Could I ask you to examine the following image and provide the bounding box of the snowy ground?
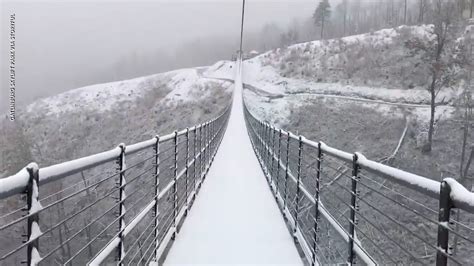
[164,64,302,265]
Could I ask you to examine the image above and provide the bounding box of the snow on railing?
[244,102,474,266]
[0,106,230,265]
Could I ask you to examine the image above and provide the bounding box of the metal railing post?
[269,126,276,188]
[258,121,263,157]
[203,123,208,172]
[206,122,210,172]
[199,124,203,184]
[283,135,291,212]
[210,122,213,153]
[214,120,217,153]
[215,120,218,150]
[208,121,211,163]
[212,121,215,156]
[193,127,197,196]
[202,123,206,173]
[264,123,269,165]
[261,123,267,172]
[253,120,257,149]
[261,122,266,160]
[185,128,189,214]
[153,135,160,261]
[211,121,215,155]
[211,121,214,158]
[276,129,282,200]
[254,121,259,152]
[266,124,271,178]
[26,163,40,265]
[172,131,178,238]
[312,142,323,266]
[213,120,217,156]
[211,121,216,156]
[348,153,360,265]
[263,124,269,173]
[436,180,453,266]
[258,122,263,156]
[207,122,210,167]
[293,136,303,237]
[116,143,126,262]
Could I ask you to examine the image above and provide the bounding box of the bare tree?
[425,0,457,152]
[471,0,473,18]
[459,92,473,182]
[406,0,460,152]
[454,49,473,252]
[460,21,474,182]
[419,0,426,23]
[342,0,348,36]
[334,0,348,37]
[404,0,408,24]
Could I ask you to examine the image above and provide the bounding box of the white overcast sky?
[0,0,319,112]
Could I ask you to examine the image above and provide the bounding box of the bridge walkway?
[164,68,302,265]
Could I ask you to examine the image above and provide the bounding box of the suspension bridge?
[0,60,474,266]
[2,3,474,264]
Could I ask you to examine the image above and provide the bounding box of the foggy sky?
[0,0,316,113]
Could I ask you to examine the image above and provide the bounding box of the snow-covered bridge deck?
[164,70,302,265]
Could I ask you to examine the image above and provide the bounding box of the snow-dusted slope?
[25,67,233,116]
[256,25,438,90]
[2,65,234,172]
[163,67,234,104]
[26,75,152,115]
[248,25,461,105]
[206,25,462,125]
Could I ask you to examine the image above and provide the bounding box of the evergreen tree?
[313,0,331,39]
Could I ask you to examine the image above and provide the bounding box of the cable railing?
[244,102,474,266]
[0,105,230,265]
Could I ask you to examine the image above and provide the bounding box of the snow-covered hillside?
[256,25,442,91]
[26,67,233,116]
[206,25,466,126]
[1,65,234,175]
